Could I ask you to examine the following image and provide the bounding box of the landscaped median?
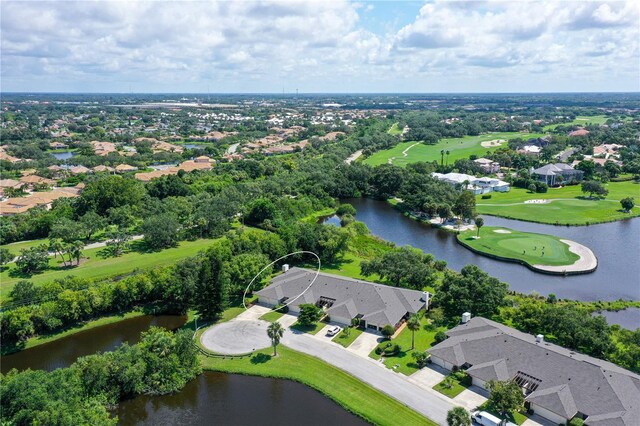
[199,346,436,426]
[456,226,597,275]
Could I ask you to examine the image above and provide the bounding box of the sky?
[1,0,639,93]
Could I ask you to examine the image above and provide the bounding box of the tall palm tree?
[406,313,421,350]
[446,150,451,166]
[440,149,445,166]
[267,321,284,356]
[446,406,471,426]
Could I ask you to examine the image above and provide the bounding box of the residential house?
[69,165,92,175]
[431,172,510,195]
[256,267,428,331]
[531,163,583,186]
[568,128,590,137]
[93,165,115,173]
[115,164,138,173]
[428,316,640,426]
[474,158,500,174]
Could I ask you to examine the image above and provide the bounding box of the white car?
[326,325,342,336]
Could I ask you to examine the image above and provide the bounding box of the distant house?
[115,164,138,173]
[568,128,590,137]
[49,141,68,149]
[93,165,115,173]
[474,158,500,174]
[428,316,640,426]
[531,163,583,186]
[69,165,92,175]
[256,267,428,331]
[431,172,510,195]
[518,145,541,156]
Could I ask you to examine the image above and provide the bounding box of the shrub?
[481,194,492,199]
[383,343,400,356]
[381,324,395,339]
[434,331,447,343]
[273,303,289,314]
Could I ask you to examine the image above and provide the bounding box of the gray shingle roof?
[256,267,425,327]
[427,317,640,425]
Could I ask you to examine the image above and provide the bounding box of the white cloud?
[0,0,638,92]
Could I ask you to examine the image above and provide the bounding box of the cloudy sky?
[2,0,639,93]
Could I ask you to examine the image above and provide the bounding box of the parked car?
[470,411,501,426]
[326,325,341,336]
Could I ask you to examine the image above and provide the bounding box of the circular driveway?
[200,320,272,354]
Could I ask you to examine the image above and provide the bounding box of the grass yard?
[433,374,471,398]
[363,132,546,167]
[200,346,435,426]
[543,115,608,131]
[387,122,403,135]
[260,310,285,322]
[332,327,364,348]
[290,321,327,335]
[457,227,580,267]
[476,181,640,225]
[0,238,49,255]
[369,317,446,375]
[0,238,218,298]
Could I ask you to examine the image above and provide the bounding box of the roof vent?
[536,334,544,343]
[461,312,471,323]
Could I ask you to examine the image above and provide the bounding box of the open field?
[370,317,445,375]
[0,238,217,297]
[457,227,579,267]
[363,132,546,167]
[387,122,403,135]
[543,115,609,131]
[476,181,640,225]
[200,346,435,426]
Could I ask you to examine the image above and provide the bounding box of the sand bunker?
[493,229,512,234]
[481,139,506,148]
[524,199,550,204]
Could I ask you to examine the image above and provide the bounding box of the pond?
[51,151,75,160]
[115,372,369,426]
[184,144,205,150]
[335,198,640,302]
[0,315,187,373]
[596,308,640,330]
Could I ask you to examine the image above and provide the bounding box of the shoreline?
[476,211,640,227]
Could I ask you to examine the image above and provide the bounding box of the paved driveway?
[408,364,446,389]
[347,331,382,357]
[277,313,298,328]
[453,386,488,411]
[200,320,271,354]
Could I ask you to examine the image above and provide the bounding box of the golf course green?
[456,227,591,274]
[363,132,546,167]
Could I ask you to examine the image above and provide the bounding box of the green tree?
[581,180,608,199]
[194,241,232,320]
[9,280,38,303]
[142,214,180,250]
[620,197,635,212]
[438,204,452,223]
[105,227,132,257]
[381,324,395,340]
[527,183,537,193]
[79,211,107,241]
[15,244,49,274]
[80,175,145,215]
[0,247,14,266]
[49,217,86,244]
[267,321,285,356]
[576,160,596,180]
[297,304,322,327]
[407,313,421,350]
[453,191,476,222]
[436,265,508,320]
[487,380,524,418]
[360,246,436,290]
[246,198,278,226]
[474,216,484,237]
[336,203,357,216]
[446,407,471,426]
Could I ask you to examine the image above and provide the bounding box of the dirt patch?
[480,139,505,148]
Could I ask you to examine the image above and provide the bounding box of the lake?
[335,198,640,301]
[0,315,187,373]
[115,372,368,426]
[597,308,640,330]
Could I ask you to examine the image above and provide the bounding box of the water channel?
[333,198,640,302]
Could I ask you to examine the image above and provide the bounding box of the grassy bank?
[543,115,608,131]
[457,227,580,267]
[387,122,403,135]
[0,237,218,297]
[200,346,435,426]
[476,181,640,225]
[363,132,546,167]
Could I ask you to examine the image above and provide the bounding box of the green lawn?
[0,238,218,298]
[387,122,403,135]
[363,132,546,167]
[370,317,445,375]
[433,374,471,398]
[200,346,435,426]
[332,327,364,348]
[477,181,640,225]
[290,321,327,335]
[0,238,49,255]
[458,227,580,267]
[544,115,608,131]
[260,310,285,322]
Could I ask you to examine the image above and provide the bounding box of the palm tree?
[440,149,445,166]
[267,321,284,356]
[475,217,484,238]
[446,150,451,166]
[446,406,471,426]
[407,314,421,350]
